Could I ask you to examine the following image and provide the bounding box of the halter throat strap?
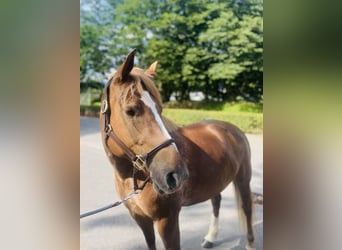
[100,77,175,172]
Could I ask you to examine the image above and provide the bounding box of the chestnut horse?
[100,49,254,249]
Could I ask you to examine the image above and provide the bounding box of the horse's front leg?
[156,212,181,250]
[128,209,156,250]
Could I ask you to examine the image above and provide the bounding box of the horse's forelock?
[129,68,163,110]
[116,67,179,132]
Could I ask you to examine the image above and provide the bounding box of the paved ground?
[80,116,263,250]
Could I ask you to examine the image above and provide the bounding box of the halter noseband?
[100,77,175,173]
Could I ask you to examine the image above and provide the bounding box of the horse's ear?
[146,61,158,77]
[117,48,136,81]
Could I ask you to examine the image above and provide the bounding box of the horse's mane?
[116,67,179,133]
[162,116,179,133]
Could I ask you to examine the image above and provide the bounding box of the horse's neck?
[161,116,179,134]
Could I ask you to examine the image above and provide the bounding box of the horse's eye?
[125,107,138,117]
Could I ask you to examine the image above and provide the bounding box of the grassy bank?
[81,101,263,134]
[164,102,263,134]
[164,101,262,113]
[163,108,262,134]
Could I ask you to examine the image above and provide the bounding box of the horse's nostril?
[166,172,178,190]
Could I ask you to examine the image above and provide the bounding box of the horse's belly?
[180,156,238,206]
[181,175,233,206]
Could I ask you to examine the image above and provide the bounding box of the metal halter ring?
[101,100,108,113]
[132,155,147,171]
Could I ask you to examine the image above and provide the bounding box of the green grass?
[80,102,263,134]
[164,101,263,113]
[163,108,263,134]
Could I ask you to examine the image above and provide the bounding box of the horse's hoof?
[201,239,214,248]
[245,244,256,250]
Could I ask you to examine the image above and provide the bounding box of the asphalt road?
[80,116,263,250]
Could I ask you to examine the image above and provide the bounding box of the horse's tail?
[232,149,254,233]
[233,181,249,231]
[231,131,256,247]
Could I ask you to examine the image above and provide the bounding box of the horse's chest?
[126,188,160,218]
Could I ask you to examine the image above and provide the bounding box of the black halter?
[100,77,175,173]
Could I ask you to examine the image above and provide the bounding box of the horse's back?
[177,120,250,206]
[180,119,249,161]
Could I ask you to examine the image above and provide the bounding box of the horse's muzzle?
[151,165,188,195]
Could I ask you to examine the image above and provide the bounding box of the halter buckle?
[101,100,108,113]
[104,124,113,134]
[132,155,147,171]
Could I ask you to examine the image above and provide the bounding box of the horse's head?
[103,49,188,195]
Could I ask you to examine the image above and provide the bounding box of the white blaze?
[140,91,177,150]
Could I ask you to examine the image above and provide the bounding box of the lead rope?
[80,175,150,219]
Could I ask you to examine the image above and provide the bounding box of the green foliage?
[80,0,263,103]
[80,87,102,105]
[199,1,263,101]
[80,24,111,83]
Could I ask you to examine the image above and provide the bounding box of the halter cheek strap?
[100,77,175,173]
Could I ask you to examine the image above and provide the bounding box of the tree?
[145,0,217,101]
[80,0,263,102]
[199,1,263,101]
[80,24,112,83]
